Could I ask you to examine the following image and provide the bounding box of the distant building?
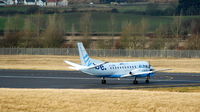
[47,0,68,7]
[24,0,46,6]
[24,0,36,5]
[46,0,56,6]
[0,0,7,6]
[6,0,14,5]
[100,0,127,4]
[57,0,68,6]
[4,0,46,6]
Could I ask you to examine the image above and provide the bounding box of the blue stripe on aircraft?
[96,73,155,78]
[87,61,92,66]
[83,54,88,59]
[85,57,90,63]
[96,75,122,78]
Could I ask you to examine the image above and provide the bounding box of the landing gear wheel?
[133,80,138,84]
[146,75,150,83]
[101,78,106,84]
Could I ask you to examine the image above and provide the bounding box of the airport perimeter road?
[0,69,200,89]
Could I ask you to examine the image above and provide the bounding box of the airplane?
[64,42,171,84]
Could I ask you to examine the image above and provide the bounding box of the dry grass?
[0,88,200,112]
[0,55,200,73]
[141,86,200,92]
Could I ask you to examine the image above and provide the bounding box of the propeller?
[148,61,154,71]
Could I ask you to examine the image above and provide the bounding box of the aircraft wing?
[120,71,153,78]
[153,68,172,72]
[121,68,172,78]
[133,68,172,76]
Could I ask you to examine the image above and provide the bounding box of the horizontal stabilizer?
[86,62,109,69]
[64,61,108,70]
[64,61,87,70]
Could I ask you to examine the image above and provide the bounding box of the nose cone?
[150,65,154,71]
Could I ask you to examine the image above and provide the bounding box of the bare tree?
[34,13,46,37]
[171,14,182,38]
[79,13,92,48]
[140,18,149,38]
[20,16,33,47]
[121,21,138,49]
[187,34,200,50]
[42,14,65,48]
[109,14,116,48]
[150,24,166,49]
[3,15,22,47]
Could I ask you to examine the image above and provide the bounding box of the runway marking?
[0,75,200,82]
[0,76,100,80]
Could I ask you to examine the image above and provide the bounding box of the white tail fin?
[77,42,103,66]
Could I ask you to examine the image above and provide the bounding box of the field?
[0,12,199,33]
[0,55,200,73]
[143,86,200,92]
[0,88,200,112]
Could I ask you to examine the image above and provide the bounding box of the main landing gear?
[101,77,106,84]
[133,76,150,84]
[133,77,138,84]
[145,76,150,83]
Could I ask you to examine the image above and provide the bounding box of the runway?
[0,69,200,89]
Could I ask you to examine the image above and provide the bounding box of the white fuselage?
[81,61,153,78]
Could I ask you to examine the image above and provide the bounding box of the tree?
[121,21,137,49]
[19,16,34,47]
[140,18,149,38]
[176,0,200,15]
[187,34,200,50]
[171,15,182,38]
[42,14,65,48]
[150,24,166,49]
[19,15,42,48]
[109,14,116,48]
[3,15,22,47]
[79,13,92,48]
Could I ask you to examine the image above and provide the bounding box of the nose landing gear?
[101,77,106,84]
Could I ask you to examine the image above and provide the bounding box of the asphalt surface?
[0,69,200,89]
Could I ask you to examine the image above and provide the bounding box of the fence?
[0,48,200,58]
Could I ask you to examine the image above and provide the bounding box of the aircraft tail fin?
[77,42,103,66]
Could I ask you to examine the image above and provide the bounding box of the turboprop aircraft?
[65,42,171,84]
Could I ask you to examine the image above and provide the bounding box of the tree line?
[0,13,199,50]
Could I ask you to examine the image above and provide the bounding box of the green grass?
[52,12,200,33]
[0,12,199,33]
[116,3,173,13]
